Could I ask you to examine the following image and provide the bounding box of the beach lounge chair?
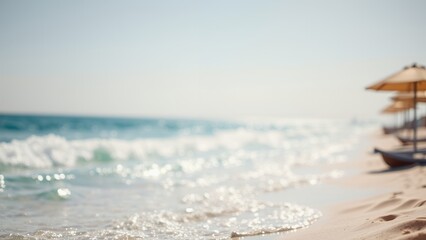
[395,135,426,145]
[383,126,400,135]
[374,148,426,167]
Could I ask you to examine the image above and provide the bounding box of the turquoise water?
[0,114,375,239]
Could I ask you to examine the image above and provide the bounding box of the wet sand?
[282,130,426,240]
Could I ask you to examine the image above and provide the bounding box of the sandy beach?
[282,131,426,240]
[2,1,426,238]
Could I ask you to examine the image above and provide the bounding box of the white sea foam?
[0,122,362,171]
[0,126,352,169]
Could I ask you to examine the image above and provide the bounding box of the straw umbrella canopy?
[366,63,426,151]
[392,91,426,102]
[381,101,413,114]
[382,101,413,129]
[367,64,426,91]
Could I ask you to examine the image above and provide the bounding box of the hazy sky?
[1,0,426,119]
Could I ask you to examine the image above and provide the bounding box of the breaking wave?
[0,126,351,169]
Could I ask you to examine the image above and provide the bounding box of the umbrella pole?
[414,82,418,152]
[404,110,407,136]
[408,109,411,137]
[408,110,411,137]
[395,112,397,128]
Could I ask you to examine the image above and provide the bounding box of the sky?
[1,0,426,119]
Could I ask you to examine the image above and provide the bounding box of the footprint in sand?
[397,219,426,237]
[415,200,426,207]
[375,214,399,222]
[393,199,422,211]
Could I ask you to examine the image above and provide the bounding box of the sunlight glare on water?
[0,115,376,239]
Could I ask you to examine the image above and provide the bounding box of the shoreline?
[280,130,426,240]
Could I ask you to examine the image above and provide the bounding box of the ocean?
[0,114,375,239]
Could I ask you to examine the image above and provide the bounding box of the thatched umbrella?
[381,101,413,114]
[392,91,426,102]
[366,63,426,151]
[382,101,413,131]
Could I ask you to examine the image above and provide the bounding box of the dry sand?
[282,131,426,240]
